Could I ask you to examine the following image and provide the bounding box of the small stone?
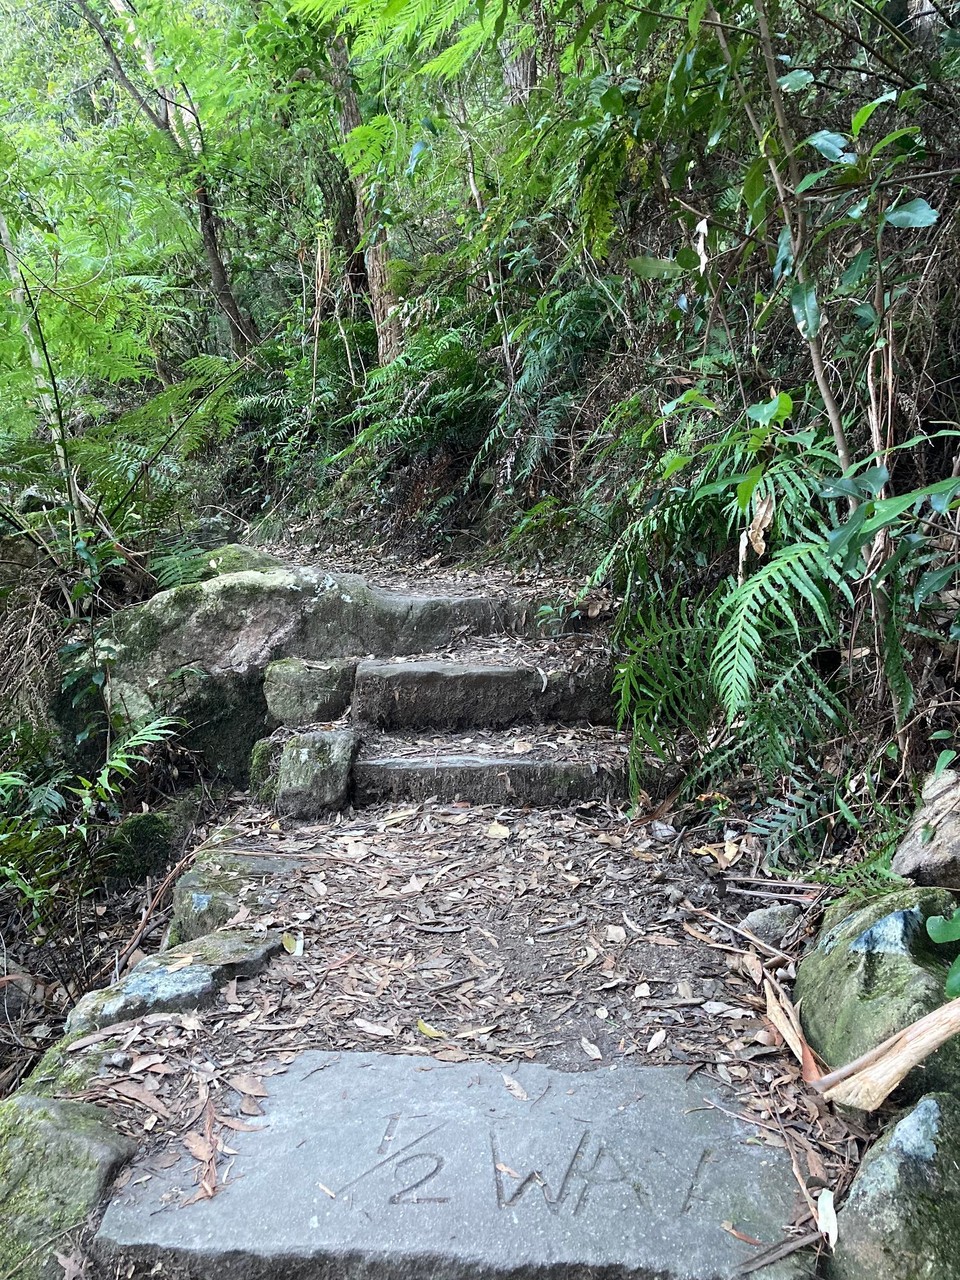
[741,903,801,946]
[0,1093,135,1280]
[892,769,960,888]
[830,1093,960,1280]
[65,928,281,1035]
[276,729,357,816]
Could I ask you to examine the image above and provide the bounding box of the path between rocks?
[14,553,863,1280]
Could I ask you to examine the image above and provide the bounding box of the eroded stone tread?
[94,1051,805,1280]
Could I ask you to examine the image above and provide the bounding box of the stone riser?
[265,657,614,732]
[352,660,614,730]
[270,731,627,816]
[352,755,625,808]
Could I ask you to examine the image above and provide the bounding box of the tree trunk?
[78,0,257,359]
[330,37,401,364]
[196,182,258,356]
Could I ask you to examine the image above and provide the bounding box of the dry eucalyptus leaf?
[580,1036,602,1061]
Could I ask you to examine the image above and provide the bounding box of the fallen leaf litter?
[59,792,869,1273]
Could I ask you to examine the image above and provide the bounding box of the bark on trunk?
[330,37,401,364]
[196,183,258,356]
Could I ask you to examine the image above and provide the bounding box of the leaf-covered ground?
[58,795,871,1276]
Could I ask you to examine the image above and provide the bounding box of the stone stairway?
[10,555,808,1280]
[249,588,627,816]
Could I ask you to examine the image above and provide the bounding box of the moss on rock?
[250,736,281,804]
[198,544,285,578]
[796,887,960,1096]
[0,1093,135,1279]
[101,812,174,880]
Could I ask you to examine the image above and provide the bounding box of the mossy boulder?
[264,656,357,726]
[795,887,960,1096]
[276,729,357,816]
[100,811,174,880]
[0,1092,135,1280]
[829,1093,960,1280]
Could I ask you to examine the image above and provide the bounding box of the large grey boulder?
[66,928,281,1035]
[794,887,960,1095]
[892,769,960,888]
[829,1093,960,1280]
[0,1092,135,1280]
[105,562,535,780]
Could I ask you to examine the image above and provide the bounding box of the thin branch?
[72,0,170,133]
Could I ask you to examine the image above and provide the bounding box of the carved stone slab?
[95,1051,807,1279]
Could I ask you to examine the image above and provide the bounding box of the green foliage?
[926,910,960,999]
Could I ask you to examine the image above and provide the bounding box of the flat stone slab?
[352,660,614,731]
[66,928,282,1035]
[354,754,626,806]
[95,1051,803,1280]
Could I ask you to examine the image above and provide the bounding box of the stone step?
[351,657,613,730]
[353,727,628,807]
[93,1050,803,1280]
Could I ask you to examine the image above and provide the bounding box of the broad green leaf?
[779,69,813,92]
[914,565,955,609]
[884,198,939,228]
[927,909,960,945]
[736,464,764,512]
[841,249,874,289]
[851,91,895,138]
[934,749,958,781]
[947,956,960,999]
[688,0,708,34]
[747,392,793,425]
[795,168,832,194]
[628,256,686,279]
[790,281,821,340]
[806,130,854,163]
[599,83,625,114]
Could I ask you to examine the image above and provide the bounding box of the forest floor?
[68,790,871,1276]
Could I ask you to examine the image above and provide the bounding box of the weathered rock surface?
[741,903,802,946]
[352,658,614,729]
[892,769,960,888]
[1,1092,135,1280]
[94,1050,805,1280]
[265,656,357,726]
[354,750,626,807]
[794,887,960,1095]
[170,829,297,943]
[199,544,286,578]
[829,1093,960,1280]
[105,562,536,779]
[276,729,357,815]
[66,928,281,1035]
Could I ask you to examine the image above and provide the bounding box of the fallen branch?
[811,996,960,1111]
